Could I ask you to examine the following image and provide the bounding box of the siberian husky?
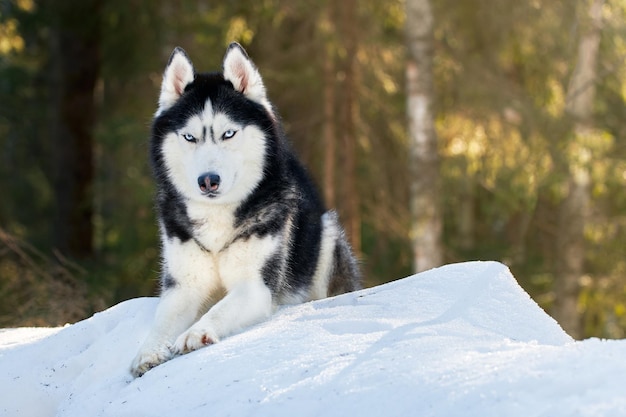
[131,43,361,377]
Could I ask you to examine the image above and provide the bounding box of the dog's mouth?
[202,191,220,199]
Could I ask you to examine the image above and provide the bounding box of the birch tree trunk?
[406,0,443,273]
[554,0,604,339]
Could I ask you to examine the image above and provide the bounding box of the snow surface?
[2,261,626,417]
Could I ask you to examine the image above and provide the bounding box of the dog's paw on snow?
[174,326,219,354]
[130,344,173,378]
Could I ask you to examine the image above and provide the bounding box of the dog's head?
[151,43,276,205]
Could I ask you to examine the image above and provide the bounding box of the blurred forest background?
[1,0,625,339]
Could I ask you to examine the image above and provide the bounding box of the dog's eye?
[182,133,196,142]
[222,129,237,140]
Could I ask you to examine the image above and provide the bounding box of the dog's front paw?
[173,325,219,355]
[130,344,173,377]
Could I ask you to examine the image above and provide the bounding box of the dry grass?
[0,228,103,327]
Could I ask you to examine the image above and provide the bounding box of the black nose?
[198,173,221,193]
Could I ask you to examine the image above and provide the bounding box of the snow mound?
[2,261,626,417]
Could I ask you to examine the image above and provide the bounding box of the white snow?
[2,261,626,416]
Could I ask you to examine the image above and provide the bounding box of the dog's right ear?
[156,47,195,116]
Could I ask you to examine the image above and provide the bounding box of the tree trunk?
[554,0,603,339]
[458,173,475,252]
[322,10,336,209]
[338,0,361,254]
[406,0,443,273]
[49,0,101,259]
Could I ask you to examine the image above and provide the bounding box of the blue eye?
[182,133,196,142]
[222,129,237,140]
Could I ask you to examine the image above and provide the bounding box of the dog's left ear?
[223,43,270,109]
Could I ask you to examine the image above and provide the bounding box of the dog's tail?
[324,211,363,296]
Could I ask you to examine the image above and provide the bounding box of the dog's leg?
[130,287,203,377]
[173,278,272,353]
[131,238,217,377]
[173,234,277,354]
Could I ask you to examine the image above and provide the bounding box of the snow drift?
[2,261,626,417]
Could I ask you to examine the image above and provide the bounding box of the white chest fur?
[161,198,280,294]
[185,199,237,253]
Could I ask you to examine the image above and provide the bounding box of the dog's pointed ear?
[157,47,195,115]
[223,43,268,107]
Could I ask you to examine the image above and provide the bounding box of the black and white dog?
[131,43,361,377]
